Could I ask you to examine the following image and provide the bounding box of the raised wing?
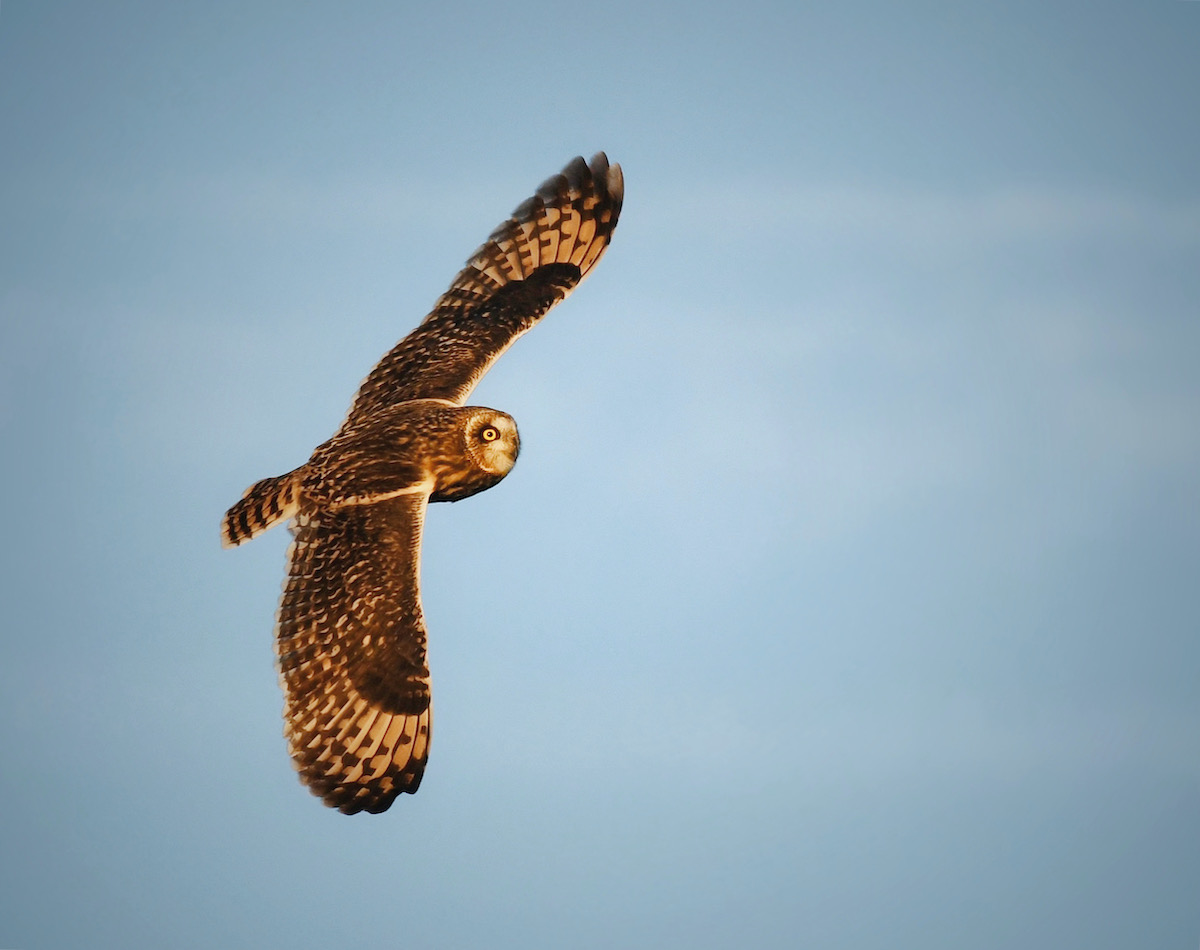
[344,152,623,424]
[276,493,433,814]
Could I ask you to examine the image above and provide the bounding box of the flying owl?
[222,153,623,814]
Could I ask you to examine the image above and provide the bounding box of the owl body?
[223,153,622,814]
[302,402,520,509]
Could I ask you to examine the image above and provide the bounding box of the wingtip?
[539,152,623,208]
[561,154,591,192]
[607,161,624,207]
[586,151,623,208]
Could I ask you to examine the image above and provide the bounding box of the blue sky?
[2,3,1198,948]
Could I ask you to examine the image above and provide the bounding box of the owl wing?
[276,492,433,815]
[344,152,623,423]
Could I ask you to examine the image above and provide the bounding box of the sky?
[1,2,1198,947]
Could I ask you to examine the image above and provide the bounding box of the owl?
[222,153,623,814]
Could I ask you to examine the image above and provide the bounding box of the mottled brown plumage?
[222,153,623,813]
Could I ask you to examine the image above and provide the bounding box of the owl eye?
[480,426,500,443]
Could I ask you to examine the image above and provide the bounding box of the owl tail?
[222,471,301,548]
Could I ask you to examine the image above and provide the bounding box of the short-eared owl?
[223,154,623,814]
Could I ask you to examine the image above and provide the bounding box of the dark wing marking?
[344,152,623,422]
[276,493,433,815]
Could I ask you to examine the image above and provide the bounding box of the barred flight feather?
[221,472,301,548]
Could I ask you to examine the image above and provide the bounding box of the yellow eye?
[480,426,500,443]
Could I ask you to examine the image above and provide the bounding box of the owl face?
[465,409,520,476]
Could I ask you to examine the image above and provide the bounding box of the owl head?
[428,407,520,503]
[464,408,520,476]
